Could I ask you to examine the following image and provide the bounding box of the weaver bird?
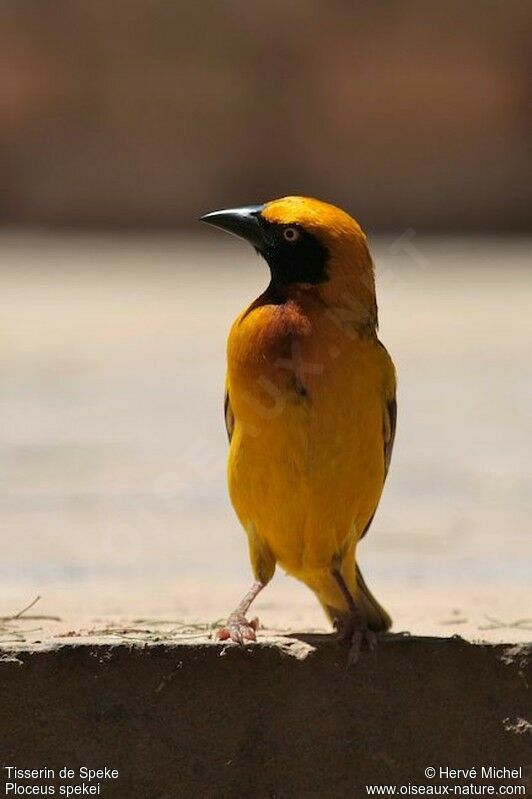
[200,196,396,660]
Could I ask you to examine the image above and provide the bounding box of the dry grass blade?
[0,596,61,624]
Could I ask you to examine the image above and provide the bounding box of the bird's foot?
[335,614,378,665]
[216,613,259,644]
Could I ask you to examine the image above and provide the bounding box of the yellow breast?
[226,291,394,577]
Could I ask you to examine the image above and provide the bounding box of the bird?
[200,196,396,661]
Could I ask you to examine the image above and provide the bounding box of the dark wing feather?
[360,392,397,540]
[224,388,235,443]
[384,395,397,477]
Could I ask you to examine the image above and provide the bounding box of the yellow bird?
[200,196,396,660]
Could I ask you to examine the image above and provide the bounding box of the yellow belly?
[226,301,390,580]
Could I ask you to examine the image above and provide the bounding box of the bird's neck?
[266,274,378,338]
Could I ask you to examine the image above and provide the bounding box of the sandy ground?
[0,231,530,646]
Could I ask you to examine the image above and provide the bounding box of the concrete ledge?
[1,634,530,798]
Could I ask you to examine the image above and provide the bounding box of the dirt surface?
[0,634,530,799]
[0,585,531,655]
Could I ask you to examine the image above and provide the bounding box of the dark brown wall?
[1,637,531,798]
[1,1,530,231]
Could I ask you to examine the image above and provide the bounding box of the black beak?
[199,205,265,251]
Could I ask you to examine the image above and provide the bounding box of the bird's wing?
[224,386,235,443]
[359,347,397,540]
[383,394,397,479]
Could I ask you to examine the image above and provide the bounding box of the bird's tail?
[320,563,392,633]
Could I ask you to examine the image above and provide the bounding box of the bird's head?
[200,196,378,330]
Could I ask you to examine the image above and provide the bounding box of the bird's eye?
[283,227,300,243]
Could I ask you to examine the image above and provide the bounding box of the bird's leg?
[216,580,265,644]
[331,568,377,664]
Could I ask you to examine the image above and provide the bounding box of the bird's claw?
[335,615,378,664]
[216,613,259,644]
[346,627,377,665]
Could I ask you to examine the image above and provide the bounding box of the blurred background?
[1,1,531,230]
[0,1,530,638]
